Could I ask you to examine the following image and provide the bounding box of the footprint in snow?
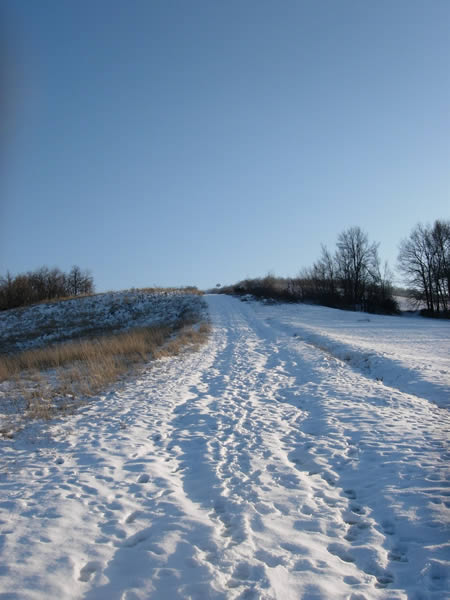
[344,488,357,500]
[125,510,142,524]
[381,519,395,535]
[228,562,268,588]
[122,528,151,548]
[300,503,315,516]
[350,503,366,515]
[250,513,265,532]
[388,545,408,563]
[328,542,355,563]
[343,575,361,586]
[254,549,286,568]
[421,559,448,591]
[254,501,273,515]
[375,572,394,588]
[344,513,370,537]
[344,525,359,542]
[78,561,102,582]
[137,473,149,484]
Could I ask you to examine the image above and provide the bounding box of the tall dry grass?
[0,320,210,425]
[0,325,170,382]
[138,286,203,295]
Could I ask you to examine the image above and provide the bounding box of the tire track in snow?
[272,317,449,410]
[250,297,449,598]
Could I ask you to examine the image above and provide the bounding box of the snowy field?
[0,295,449,599]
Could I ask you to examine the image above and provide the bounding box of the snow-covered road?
[1,295,449,599]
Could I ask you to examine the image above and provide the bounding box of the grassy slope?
[0,289,209,433]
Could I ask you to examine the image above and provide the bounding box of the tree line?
[398,220,449,315]
[0,265,94,311]
[217,220,449,317]
[218,226,397,314]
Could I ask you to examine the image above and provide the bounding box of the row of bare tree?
[0,265,94,310]
[398,220,450,315]
[218,226,398,314]
[299,226,396,313]
[218,220,450,317]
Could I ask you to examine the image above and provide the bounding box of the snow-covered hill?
[0,289,205,354]
[0,295,448,599]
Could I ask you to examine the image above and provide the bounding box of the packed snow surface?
[0,295,449,599]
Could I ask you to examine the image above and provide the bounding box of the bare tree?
[0,266,95,310]
[431,220,450,312]
[79,269,94,295]
[29,267,50,301]
[399,220,450,314]
[67,265,83,296]
[45,268,66,299]
[310,245,338,305]
[335,227,379,309]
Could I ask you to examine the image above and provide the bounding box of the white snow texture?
[0,295,449,599]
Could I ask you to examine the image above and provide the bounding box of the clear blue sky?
[2,0,449,291]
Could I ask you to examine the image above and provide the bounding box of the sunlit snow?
[0,295,448,599]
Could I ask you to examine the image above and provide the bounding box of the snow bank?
[0,290,206,354]
[249,299,450,409]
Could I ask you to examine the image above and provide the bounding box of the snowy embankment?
[257,299,450,410]
[0,289,203,354]
[0,295,449,599]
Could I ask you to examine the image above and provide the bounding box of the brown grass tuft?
[0,325,172,383]
[154,321,211,359]
[1,319,211,425]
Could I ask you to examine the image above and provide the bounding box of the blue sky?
[2,1,449,291]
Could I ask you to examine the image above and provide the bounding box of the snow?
[0,294,449,599]
[394,295,426,313]
[0,290,204,354]
[257,299,450,409]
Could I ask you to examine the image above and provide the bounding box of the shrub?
[0,265,94,311]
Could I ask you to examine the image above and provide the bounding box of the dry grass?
[1,288,204,356]
[0,325,170,382]
[34,292,97,306]
[0,319,210,427]
[137,286,203,295]
[154,321,211,358]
